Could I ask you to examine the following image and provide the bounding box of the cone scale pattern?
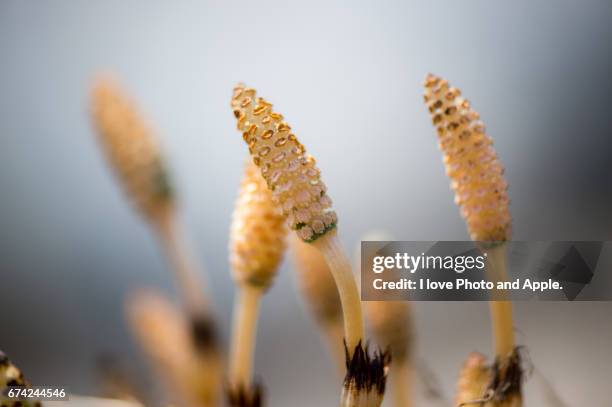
[231,84,337,243]
[424,74,510,242]
[230,162,287,288]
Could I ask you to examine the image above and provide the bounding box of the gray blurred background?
[1,0,611,405]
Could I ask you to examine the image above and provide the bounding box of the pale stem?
[391,360,412,407]
[314,232,365,357]
[483,243,515,359]
[323,320,348,372]
[229,284,263,389]
[154,210,208,317]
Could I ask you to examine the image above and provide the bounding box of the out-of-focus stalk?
[227,162,287,406]
[360,232,414,407]
[91,78,221,404]
[365,301,413,407]
[96,355,145,404]
[290,235,345,369]
[455,353,491,406]
[90,77,210,317]
[125,290,221,407]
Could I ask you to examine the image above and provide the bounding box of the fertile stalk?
[91,78,221,404]
[313,232,365,354]
[153,210,208,318]
[290,235,345,369]
[360,232,414,407]
[455,350,522,407]
[424,74,522,405]
[365,300,413,407]
[484,244,515,358]
[96,355,146,403]
[231,84,389,406]
[228,162,287,404]
[91,78,211,316]
[126,290,221,407]
[455,353,490,406]
[229,285,263,390]
[391,362,412,407]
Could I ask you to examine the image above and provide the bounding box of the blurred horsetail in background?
[91,78,222,405]
[227,162,287,405]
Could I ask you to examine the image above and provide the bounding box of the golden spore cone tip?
[230,162,287,288]
[231,84,337,243]
[424,74,510,242]
[91,78,173,220]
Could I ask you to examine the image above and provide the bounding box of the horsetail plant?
[365,301,413,407]
[91,78,221,404]
[231,84,390,407]
[290,234,345,369]
[455,353,490,406]
[91,78,210,318]
[360,232,414,407]
[126,290,221,407]
[227,161,288,406]
[424,74,522,406]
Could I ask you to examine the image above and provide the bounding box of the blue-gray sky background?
[0,1,611,405]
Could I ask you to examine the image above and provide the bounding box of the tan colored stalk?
[424,74,522,405]
[391,362,412,407]
[456,353,524,406]
[290,235,345,368]
[153,210,208,317]
[91,78,220,404]
[360,232,414,407]
[96,355,145,403]
[126,290,221,407]
[455,353,491,406]
[228,162,287,403]
[484,245,514,358]
[231,84,388,406]
[229,285,263,390]
[365,300,413,407]
[313,232,365,354]
[91,78,210,317]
